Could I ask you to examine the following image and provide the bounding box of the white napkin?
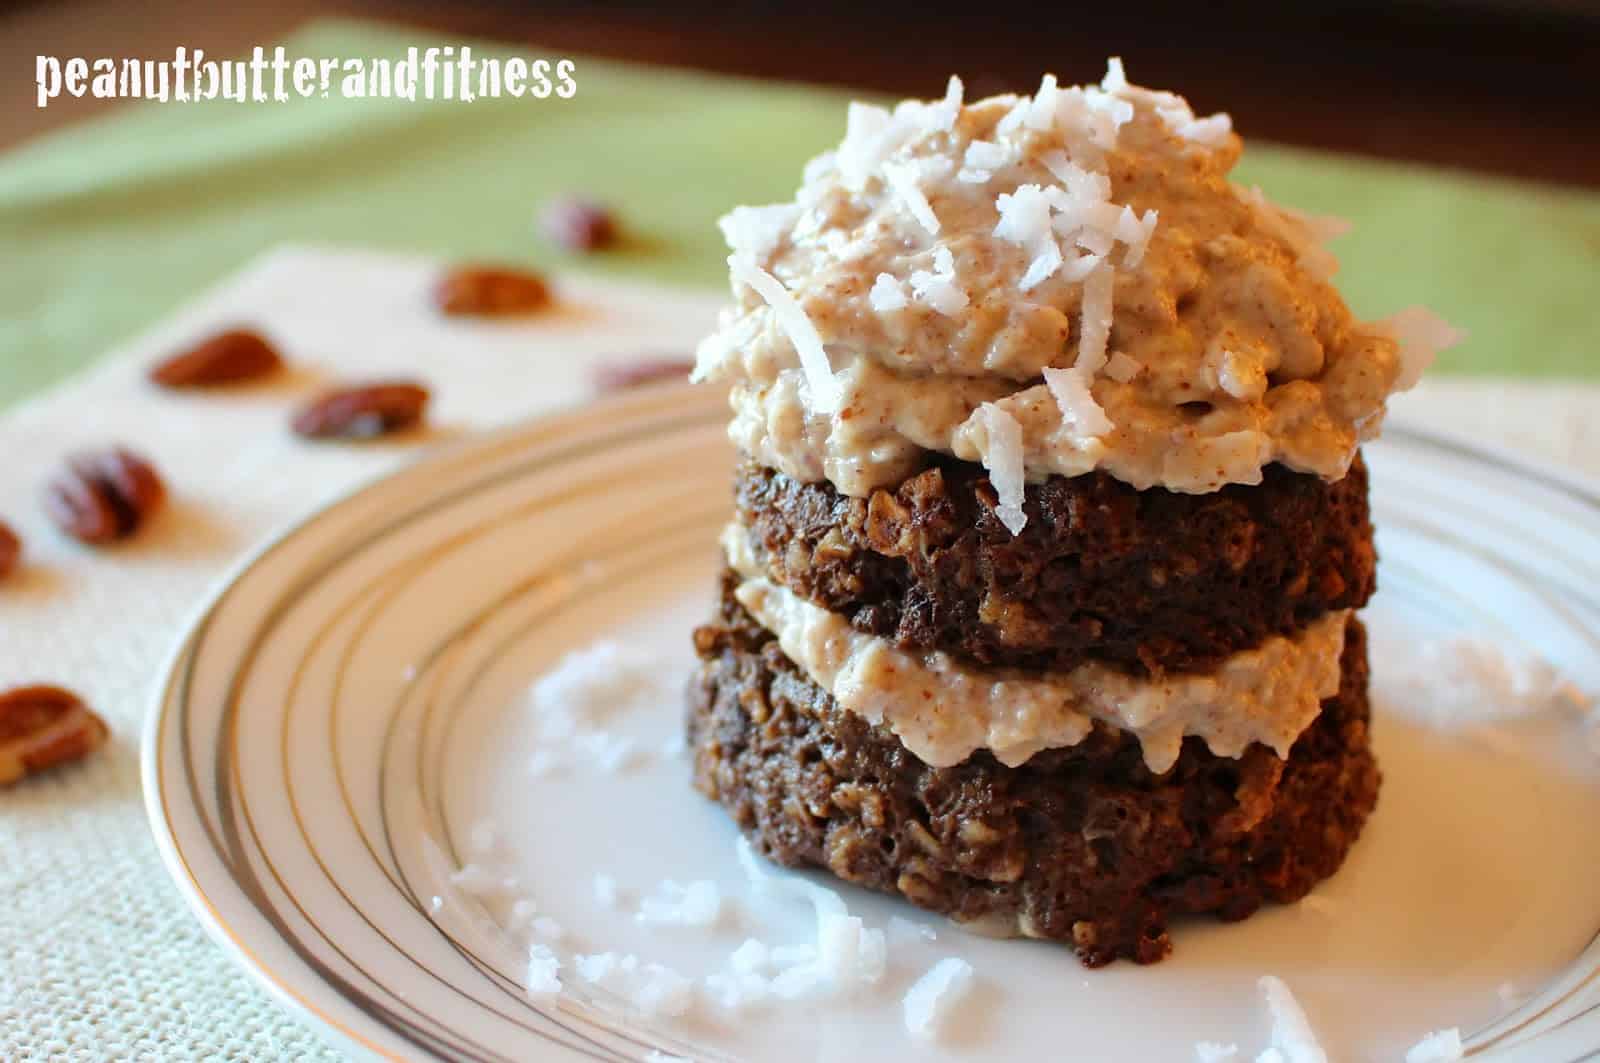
[0,244,1593,1060]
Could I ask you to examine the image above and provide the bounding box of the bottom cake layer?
[687,582,1380,967]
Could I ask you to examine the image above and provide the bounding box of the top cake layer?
[693,61,1461,528]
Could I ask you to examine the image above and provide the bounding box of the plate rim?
[140,385,1600,1062]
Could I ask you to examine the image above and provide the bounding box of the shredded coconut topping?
[727,255,841,413]
[1379,306,1469,390]
[969,403,1027,533]
[869,272,909,311]
[718,203,802,264]
[696,60,1462,497]
[883,160,942,236]
[908,245,969,315]
[1045,366,1114,437]
[1076,262,1115,373]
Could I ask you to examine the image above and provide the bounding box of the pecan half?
[433,265,552,316]
[43,447,167,544]
[292,381,430,439]
[592,357,694,394]
[0,685,109,787]
[540,198,619,252]
[149,328,284,388]
[0,521,19,582]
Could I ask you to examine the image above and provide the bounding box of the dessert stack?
[687,62,1457,964]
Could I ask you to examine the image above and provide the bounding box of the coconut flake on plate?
[1257,975,1328,1063]
[529,641,663,725]
[525,943,562,999]
[574,952,695,1018]
[731,837,889,1000]
[730,939,771,973]
[571,731,638,773]
[728,255,841,413]
[703,971,772,1013]
[1405,1028,1464,1062]
[636,879,723,928]
[1375,634,1593,731]
[1044,366,1114,438]
[1196,1043,1239,1063]
[530,916,564,942]
[887,915,939,946]
[869,272,909,312]
[902,957,976,1040]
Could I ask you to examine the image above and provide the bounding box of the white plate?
[143,383,1600,1062]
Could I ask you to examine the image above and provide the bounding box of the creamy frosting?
[723,524,1347,772]
[693,62,1461,507]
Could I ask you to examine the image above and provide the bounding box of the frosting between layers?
[722,523,1347,772]
[693,64,1461,506]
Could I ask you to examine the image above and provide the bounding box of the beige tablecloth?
[1,246,1595,1060]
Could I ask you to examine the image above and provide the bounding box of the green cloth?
[3,18,1596,407]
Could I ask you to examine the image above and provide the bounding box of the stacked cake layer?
[690,461,1379,965]
[686,62,1456,965]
